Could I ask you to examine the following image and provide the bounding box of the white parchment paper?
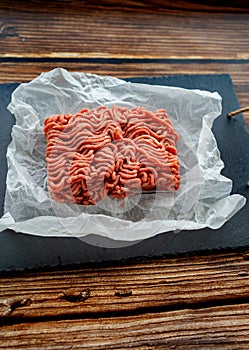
[0,68,246,245]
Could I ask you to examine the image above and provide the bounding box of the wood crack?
[1,294,249,327]
[1,57,249,63]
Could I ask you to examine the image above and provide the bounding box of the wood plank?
[1,303,249,349]
[0,1,249,59]
[0,60,248,127]
[1,0,249,14]
[1,251,249,320]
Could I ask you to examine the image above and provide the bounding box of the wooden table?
[0,1,249,348]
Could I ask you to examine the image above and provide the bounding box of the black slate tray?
[0,74,249,272]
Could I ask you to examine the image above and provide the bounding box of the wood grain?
[1,251,249,320]
[0,1,249,59]
[1,303,249,349]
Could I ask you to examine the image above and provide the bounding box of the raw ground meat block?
[44,105,180,205]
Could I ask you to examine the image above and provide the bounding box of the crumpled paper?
[0,68,246,246]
